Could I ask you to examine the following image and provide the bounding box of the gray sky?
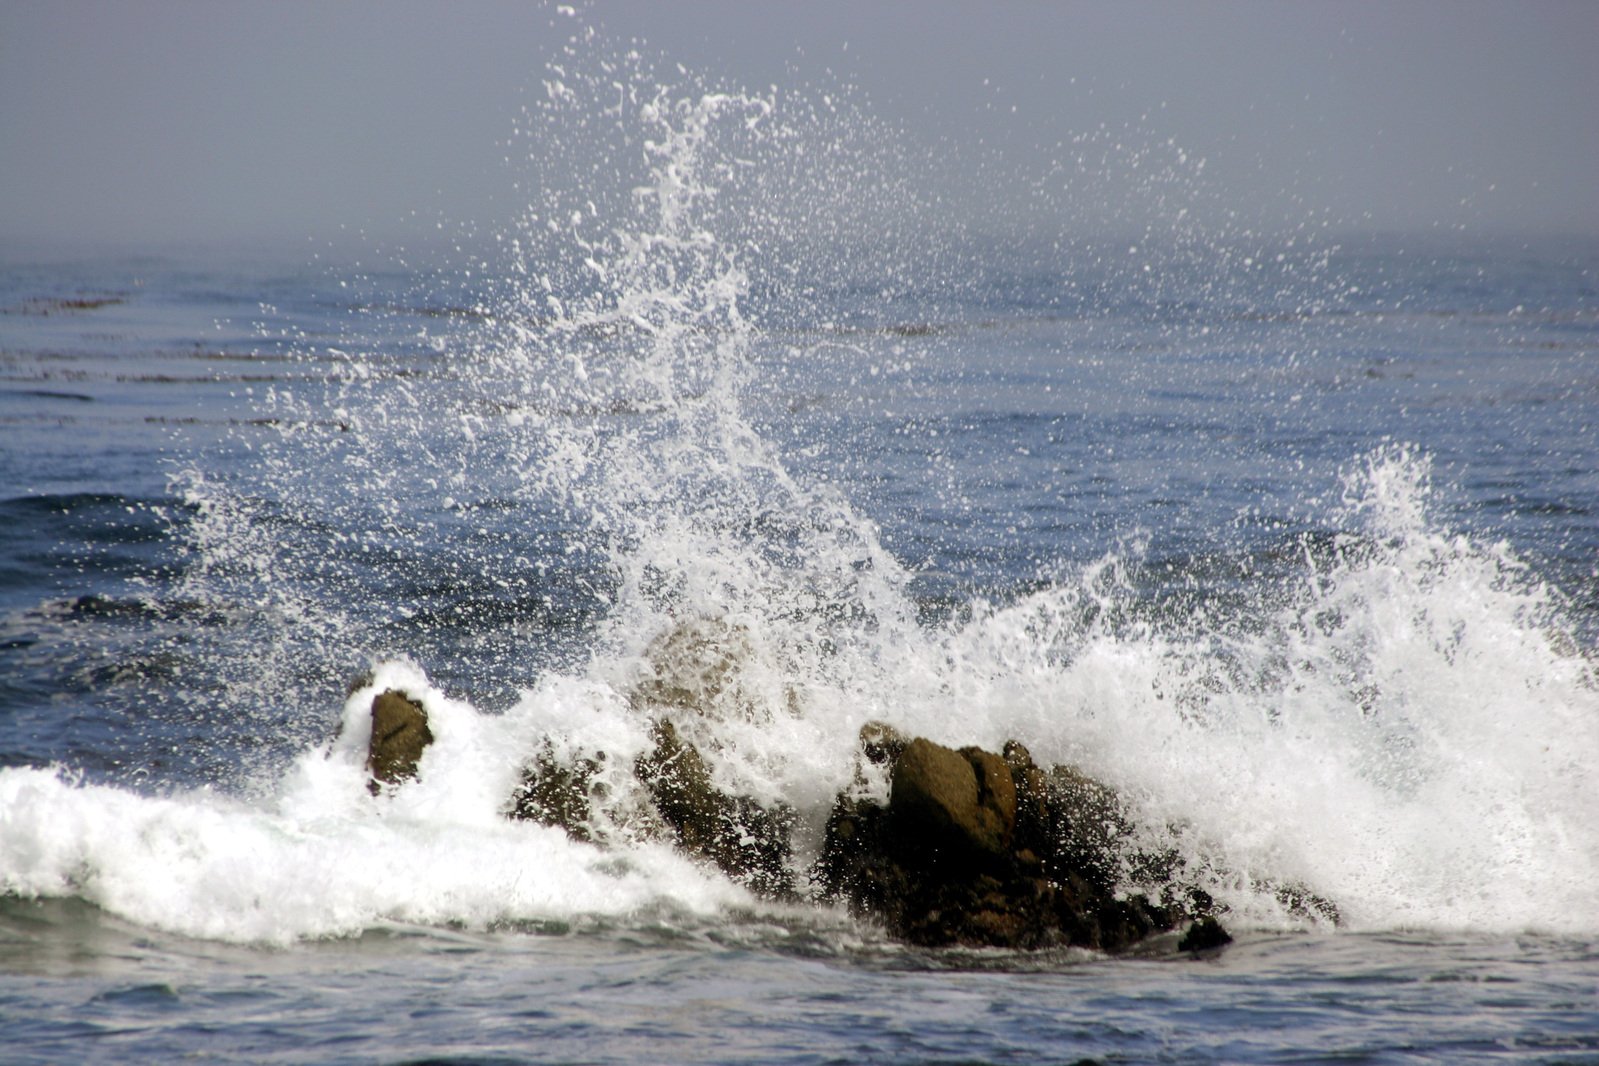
[3,1,1596,253]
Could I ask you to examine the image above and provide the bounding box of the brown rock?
[634,719,795,897]
[367,689,432,789]
[507,747,602,842]
[817,730,1233,953]
[961,746,1018,846]
[889,738,1015,862]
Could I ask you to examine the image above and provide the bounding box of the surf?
[2,31,1595,948]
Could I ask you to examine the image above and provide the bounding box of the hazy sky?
[3,1,1596,253]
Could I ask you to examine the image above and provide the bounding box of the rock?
[507,746,604,842]
[367,689,432,790]
[1004,740,1054,856]
[634,719,795,898]
[501,642,799,897]
[889,738,1015,864]
[817,732,1226,953]
[1044,764,1134,893]
[505,720,796,896]
[1177,915,1233,953]
[353,675,1245,953]
[960,746,1018,850]
[859,721,907,765]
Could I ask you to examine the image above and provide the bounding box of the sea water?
[2,34,1598,1066]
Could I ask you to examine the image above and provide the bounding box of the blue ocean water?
[3,52,1599,1065]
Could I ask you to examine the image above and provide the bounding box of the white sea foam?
[0,661,749,945]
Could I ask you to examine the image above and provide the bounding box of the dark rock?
[889,738,1015,864]
[858,721,907,765]
[634,719,795,898]
[1004,740,1054,856]
[507,746,604,842]
[817,732,1226,953]
[367,689,432,791]
[1045,764,1134,892]
[1177,914,1233,953]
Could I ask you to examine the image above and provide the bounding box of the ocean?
[3,48,1598,1065]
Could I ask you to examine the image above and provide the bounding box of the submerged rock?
[366,689,433,791]
[817,726,1223,953]
[1177,914,1233,953]
[630,616,800,722]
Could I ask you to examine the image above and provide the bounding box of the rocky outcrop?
[1177,914,1233,952]
[355,654,1246,954]
[816,727,1225,952]
[507,722,796,897]
[506,719,796,896]
[887,738,1017,862]
[366,689,432,791]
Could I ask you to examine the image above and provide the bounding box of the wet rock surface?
[888,738,1017,863]
[1177,914,1233,953]
[507,717,796,897]
[505,619,799,896]
[507,746,603,843]
[635,719,795,898]
[817,728,1224,952]
[366,689,433,790]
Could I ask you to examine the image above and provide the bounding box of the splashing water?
[922,445,1599,933]
[3,36,1596,947]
